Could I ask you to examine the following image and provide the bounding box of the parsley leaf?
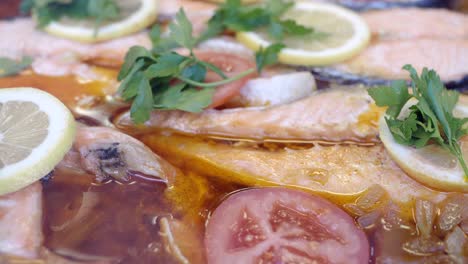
[368,80,411,118]
[368,65,468,179]
[149,25,179,53]
[118,9,255,124]
[255,43,285,73]
[0,56,33,77]
[130,72,153,124]
[87,0,120,34]
[198,0,315,71]
[202,0,315,42]
[20,0,120,34]
[169,9,197,52]
[153,83,215,113]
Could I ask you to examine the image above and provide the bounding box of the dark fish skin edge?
[40,170,55,185]
[334,0,452,11]
[302,66,468,92]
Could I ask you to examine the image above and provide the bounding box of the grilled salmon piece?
[317,8,468,83]
[363,8,468,40]
[336,39,468,82]
[142,134,453,207]
[0,19,150,63]
[115,87,382,143]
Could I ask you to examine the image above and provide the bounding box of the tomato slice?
[194,51,256,108]
[205,188,370,264]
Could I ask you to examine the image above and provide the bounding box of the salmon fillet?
[142,134,452,206]
[336,39,468,82]
[0,0,218,67]
[363,8,468,40]
[115,87,381,143]
[0,18,150,64]
[327,8,468,82]
[0,182,43,258]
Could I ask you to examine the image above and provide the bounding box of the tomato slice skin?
[194,51,256,108]
[205,187,370,264]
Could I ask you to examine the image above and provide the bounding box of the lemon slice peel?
[236,2,370,66]
[380,99,468,192]
[0,88,76,195]
[42,0,159,43]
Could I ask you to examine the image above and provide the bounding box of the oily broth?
[41,163,238,263]
[0,71,462,263]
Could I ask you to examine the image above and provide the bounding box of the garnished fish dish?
[0,0,467,263]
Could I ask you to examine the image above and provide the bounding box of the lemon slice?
[0,88,76,195]
[236,2,370,66]
[41,0,158,43]
[380,97,468,192]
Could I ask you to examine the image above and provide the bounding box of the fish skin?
[0,182,43,259]
[336,0,450,11]
[142,133,452,206]
[115,87,380,143]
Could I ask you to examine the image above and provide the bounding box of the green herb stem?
[453,144,468,180]
[176,68,255,88]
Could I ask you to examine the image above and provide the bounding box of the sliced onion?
[460,219,468,235]
[160,217,190,264]
[422,254,455,264]
[357,210,382,229]
[50,192,99,232]
[343,203,365,217]
[382,202,413,231]
[437,195,467,233]
[414,199,436,238]
[444,226,467,263]
[402,236,444,256]
[51,248,115,263]
[355,185,388,212]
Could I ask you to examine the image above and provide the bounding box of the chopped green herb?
[87,0,120,35]
[368,65,468,179]
[20,0,120,33]
[0,56,33,77]
[118,9,255,124]
[255,43,285,73]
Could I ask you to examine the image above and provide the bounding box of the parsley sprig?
[118,9,256,124]
[200,0,314,42]
[369,65,468,179]
[0,56,33,77]
[119,0,317,124]
[20,0,120,33]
